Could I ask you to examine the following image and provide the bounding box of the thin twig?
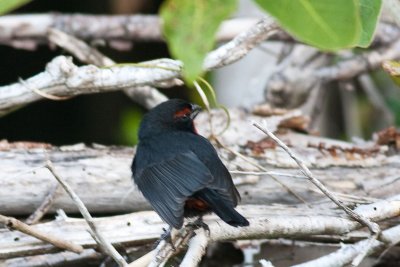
[1,195,399,259]
[204,17,279,70]
[0,55,180,116]
[214,138,309,206]
[1,14,398,51]
[48,28,168,109]
[230,170,306,179]
[0,214,83,254]
[45,160,128,267]
[48,28,114,67]
[1,17,279,115]
[26,182,61,224]
[252,121,381,266]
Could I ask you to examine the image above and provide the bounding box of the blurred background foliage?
[0,0,399,147]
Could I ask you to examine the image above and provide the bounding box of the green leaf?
[161,0,237,84]
[255,0,361,50]
[358,0,382,47]
[383,61,400,87]
[0,0,31,15]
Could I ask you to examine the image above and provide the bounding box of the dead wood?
[0,110,397,215]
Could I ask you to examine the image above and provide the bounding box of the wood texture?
[0,110,396,215]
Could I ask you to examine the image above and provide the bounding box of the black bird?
[131,99,249,229]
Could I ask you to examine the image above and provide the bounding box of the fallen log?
[1,194,399,260]
[0,110,397,215]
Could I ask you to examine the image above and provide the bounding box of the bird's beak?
[190,104,202,119]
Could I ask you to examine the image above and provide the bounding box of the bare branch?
[45,161,128,267]
[1,195,400,259]
[214,137,309,206]
[252,121,380,233]
[0,214,83,254]
[294,224,400,267]
[0,14,286,50]
[48,28,169,109]
[252,121,381,265]
[0,14,397,50]
[148,227,195,267]
[180,228,208,267]
[0,17,279,114]
[316,39,400,81]
[25,182,60,225]
[48,28,114,66]
[0,112,394,216]
[266,38,400,109]
[0,56,180,116]
[203,17,279,70]
[3,249,102,267]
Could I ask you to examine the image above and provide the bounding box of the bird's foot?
[186,218,210,233]
[153,227,176,250]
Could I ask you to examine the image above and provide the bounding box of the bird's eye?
[174,107,192,119]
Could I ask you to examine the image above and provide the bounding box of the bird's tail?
[196,189,249,227]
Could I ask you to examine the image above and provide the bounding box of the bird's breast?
[184,197,209,212]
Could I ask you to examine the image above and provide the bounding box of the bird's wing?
[134,151,213,228]
[207,164,240,207]
[194,136,241,206]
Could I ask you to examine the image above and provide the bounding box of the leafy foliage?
[0,0,31,15]
[254,0,381,50]
[358,0,382,47]
[161,0,382,83]
[161,0,236,84]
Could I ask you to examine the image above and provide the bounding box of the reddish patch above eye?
[174,107,191,118]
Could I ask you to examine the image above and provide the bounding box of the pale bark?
[48,27,169,110]
[203,17,279,70]
[44,161,128,267]
[180,228,208,267]
[0,14,286,50]
[267,36,400,109]
[0,18,278,115]
[0,195,399,260]
[293,224,400,267]
[0,110,395,215]
[0,56,180,116]
[0,14,396,51]
[2,249,102,267]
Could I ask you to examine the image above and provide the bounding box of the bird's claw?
[153,227,176,250]
[186,219,210,234]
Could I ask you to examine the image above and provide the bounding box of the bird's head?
[139,99,202,139]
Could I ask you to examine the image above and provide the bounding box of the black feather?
[131,99,249,229]
[133,148,213,228]
[194,189,249,227]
